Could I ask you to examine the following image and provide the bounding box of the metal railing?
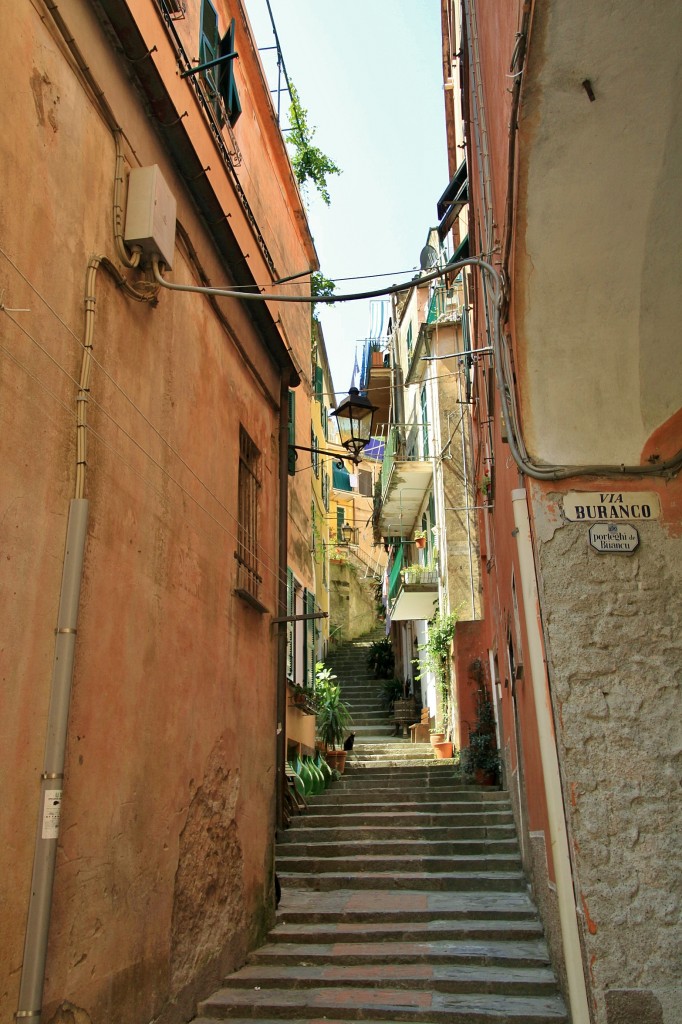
[378,422,430,500]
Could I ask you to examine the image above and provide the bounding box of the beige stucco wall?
[515,0,682,466]
[531,482,682,1024]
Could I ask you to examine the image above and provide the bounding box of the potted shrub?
[414,529,427,550]
[367,636,395,679]
[377,677,403,714]
[315,662,353,773]
[463,686,500,785]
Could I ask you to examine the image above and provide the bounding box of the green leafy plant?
[462,687,500,781]
[414,612,457,733]
[311,271,336,324]
[367,637,395,679]
[403,562,438,582]
[288,83,341,206]
[377,677,404,712]
[315,662,352,751]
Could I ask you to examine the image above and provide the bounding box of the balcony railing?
[386,544,439,622]
[379,423,430,500]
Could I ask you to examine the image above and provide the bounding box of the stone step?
[274,888,538,923]
[280,825,516,843]
[249,937,551,968]
[310,788,508,805]
[277,839,519,858]
[277,854,522,875]
[198,988,568,1022]
[298,808,514,826]
[220,962,559,996]
[289,818,514,835]
[276,870,526,892]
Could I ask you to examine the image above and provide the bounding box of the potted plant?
[463,686,500,785]
[414,612,456,741]
[315,662,353,773]
[414,529,427,550]
[367,636,395,679]
[377,677,403,714]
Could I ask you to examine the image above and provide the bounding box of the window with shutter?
[421,386,429,458]
[199,2,241,126]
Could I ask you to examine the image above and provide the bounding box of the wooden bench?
[409,707,430,743]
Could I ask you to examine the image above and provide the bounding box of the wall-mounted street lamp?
[289,387,377,468]
[340,521,354,546]
[333,387,377,461]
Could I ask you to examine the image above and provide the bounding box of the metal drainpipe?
[511,488,591,1024]
[275,379,290,833]
[16,499,89,1021]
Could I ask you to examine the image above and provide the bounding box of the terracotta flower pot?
[432,741,453,759]
[429,732,445,746]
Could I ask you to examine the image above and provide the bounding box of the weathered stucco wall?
[0,1,313,1021]
[532,484,682,1024]
[329,560,377,644]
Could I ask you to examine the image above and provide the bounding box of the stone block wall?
[533,492,682,1023]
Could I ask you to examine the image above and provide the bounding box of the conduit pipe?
[18,254,154,1020]
[511,488,591,1024]
[275,379,290,832]
[16,499,89,1020]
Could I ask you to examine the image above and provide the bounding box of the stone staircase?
[193,634,568,1024]
[325,630,399,744]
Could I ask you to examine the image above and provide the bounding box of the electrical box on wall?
[123,165,177,269]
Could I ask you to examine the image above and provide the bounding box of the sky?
[245,0,448,396]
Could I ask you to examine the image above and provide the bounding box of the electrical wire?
[153,256,474,305]
[0,305,292,592]
[0,245,290,582]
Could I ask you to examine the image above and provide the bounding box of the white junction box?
[124,164,177,269]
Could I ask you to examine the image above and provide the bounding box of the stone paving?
[193,633,567,1023]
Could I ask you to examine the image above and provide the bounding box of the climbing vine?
[311,270,336,323]
[414,612,457,732]
[287,82,341,206]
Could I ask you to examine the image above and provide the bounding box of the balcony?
[387,545,439,622]
[375,423,432,537]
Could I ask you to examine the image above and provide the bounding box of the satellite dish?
[419,244,438,271]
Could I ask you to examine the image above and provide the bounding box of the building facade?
[1,2,316,1021]
[442,2,682,1022]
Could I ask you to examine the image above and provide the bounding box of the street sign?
[589,523,639,554]
[563,491,660,522]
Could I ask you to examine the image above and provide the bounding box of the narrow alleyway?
[193,634,567,1023]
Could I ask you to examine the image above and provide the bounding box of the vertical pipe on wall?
[511,488,591,1024]
[17,498,89,1021]
[276,379,290,832]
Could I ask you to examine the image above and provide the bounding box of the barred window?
[236,426,262,601]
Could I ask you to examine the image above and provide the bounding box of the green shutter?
[336,506,345,540]
[218,19,241,124]
[303,589,316,688]
[421,386,429,458]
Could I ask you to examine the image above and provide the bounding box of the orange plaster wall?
[0,2,314,1021]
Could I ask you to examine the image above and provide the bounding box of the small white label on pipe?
[42,789,62,839]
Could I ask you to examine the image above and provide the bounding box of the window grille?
[236,426,262,599]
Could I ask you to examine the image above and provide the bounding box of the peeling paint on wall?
[170,739,245,990]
